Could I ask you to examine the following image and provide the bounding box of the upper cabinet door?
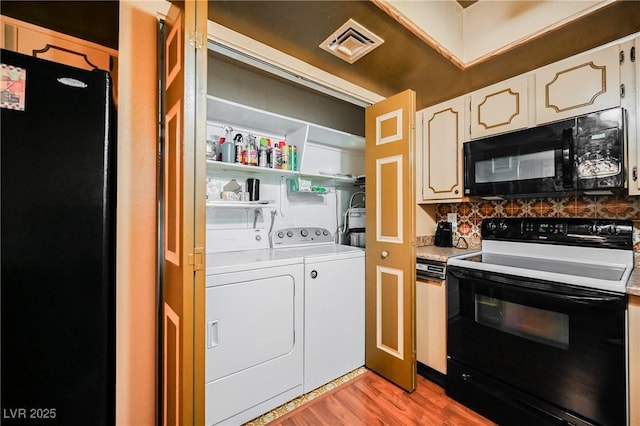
[1,17,114,72]
[470,75,529,139]
[418,96,466,203]
[535,44,621,124]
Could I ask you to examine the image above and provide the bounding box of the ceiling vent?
[320,19,384,64]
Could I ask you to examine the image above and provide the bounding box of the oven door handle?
[448,268,626,307]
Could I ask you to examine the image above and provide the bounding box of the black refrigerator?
[1,49,115,425]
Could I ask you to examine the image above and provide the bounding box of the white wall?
[206,171,362,252]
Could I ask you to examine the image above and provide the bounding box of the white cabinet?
[470,75,530,139]
[417,96,466,203]
[627,37,640,195]
[416,279,446,374]
[206,96,364,182]
[535,44,621,124]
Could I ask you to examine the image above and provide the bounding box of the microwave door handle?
[561,128,574,188]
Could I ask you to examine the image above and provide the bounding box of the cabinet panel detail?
[535,45,620,124]
[545,62,606,112]
[478,89,519,128]
[1,18,114,72]
[470,75,529,139]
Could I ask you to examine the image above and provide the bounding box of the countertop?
[417,245,640,297]
[416,245,480,263]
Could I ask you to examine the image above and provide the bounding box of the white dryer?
[205,230,304,426]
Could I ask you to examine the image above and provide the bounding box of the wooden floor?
[269,371,497,426]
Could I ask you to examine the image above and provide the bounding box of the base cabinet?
[416,279,447,374]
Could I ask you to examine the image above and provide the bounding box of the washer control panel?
[271,227,333,247]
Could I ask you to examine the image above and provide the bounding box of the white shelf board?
[206,200,276,208]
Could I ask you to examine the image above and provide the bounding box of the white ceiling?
[375,0,616,68]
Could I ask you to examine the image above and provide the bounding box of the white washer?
[205,232,304,426]
[273,229,365,393]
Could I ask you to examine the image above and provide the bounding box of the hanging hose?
[268,209,277,248]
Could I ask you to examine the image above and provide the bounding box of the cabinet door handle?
[381,250,389,259]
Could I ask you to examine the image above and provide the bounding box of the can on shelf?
[290,145,297,171]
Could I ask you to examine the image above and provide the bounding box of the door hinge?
[620,84,626,99]
[631,46,636,63]
[189,29,205,50]
[620,50,625,65]
[633,166,638,182]
[189,247,205,271]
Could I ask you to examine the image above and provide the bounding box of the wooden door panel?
[365,90,416,392]
[377,266,404,359]
[377,156,402,242]
[160,2,207,425]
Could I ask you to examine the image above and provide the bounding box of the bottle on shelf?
[220,137,235,163]
[206,136,218,161]
[247,134,258,166]
[290,145,297,171]
[258,137,268,168]
[234,133,245,164]
[281,142,289,170]
[272,141,282,169]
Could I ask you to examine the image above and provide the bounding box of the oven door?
[463,118,575,197]
[446,266,627,426]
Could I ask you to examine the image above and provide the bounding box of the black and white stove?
[445,217,633,426]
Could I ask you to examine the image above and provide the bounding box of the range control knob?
[485,221,497,232]
[315,229,322,236]
[300,229,309,237]
[604,225,619,235]
[277,231,284,239]
[322,230,329,236]
[498,221,508,232]
[589,223,601,235]
[286,230,293,238]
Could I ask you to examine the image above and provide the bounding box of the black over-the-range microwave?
[463,107,625,198]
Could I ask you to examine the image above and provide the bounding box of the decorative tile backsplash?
[435,195,640,250]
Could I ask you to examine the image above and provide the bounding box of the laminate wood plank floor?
[269,371,497,426]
